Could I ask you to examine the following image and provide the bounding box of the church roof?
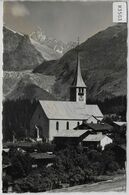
[54,129,89,138]
[39,100,103,120]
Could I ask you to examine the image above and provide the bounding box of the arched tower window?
[56,121,59,131]
[66,122,69,130]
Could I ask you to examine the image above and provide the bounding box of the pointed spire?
[72,37,86,88]
[76,54,86,87]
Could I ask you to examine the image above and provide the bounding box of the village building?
[30,49,103,141]
[74,121,113,135]
[112,121,126,131]
[53,129,92,147]
[86,115,103,124]
[82,133,113,150]
[30,152,56,168]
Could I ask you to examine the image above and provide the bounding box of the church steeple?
[70,37,87,104]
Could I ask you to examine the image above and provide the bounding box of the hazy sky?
[4,1,114,43]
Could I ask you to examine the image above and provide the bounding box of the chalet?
[30,48,103,141]
[30,152,56,167]
[82,133,112,150]
[54,129,92,146]
[113,121,126,131]
[86,115,103,124]
[74,121,113,135]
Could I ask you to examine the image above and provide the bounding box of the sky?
[4,1,114,43]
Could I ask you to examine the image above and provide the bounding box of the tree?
[9,150,32,179]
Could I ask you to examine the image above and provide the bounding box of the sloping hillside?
[3,26,44,71]
[3,24,127,104]
[33,24,127,101]
[5,80,56,101]
[3,26,61,71]
[3,71,55,101]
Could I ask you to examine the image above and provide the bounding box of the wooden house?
[82,133,113,150]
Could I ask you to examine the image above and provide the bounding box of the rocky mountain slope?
[33,24,127,101]
[3,71,55,101]
[30,38,61,61]
[3,26,44,71]
[3,26,61,71]
[30,27,76,55]
[3,26,60,101]
[3,24,127,104]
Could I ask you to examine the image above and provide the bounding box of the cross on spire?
[75,36,81,53]
[77,36,80,46]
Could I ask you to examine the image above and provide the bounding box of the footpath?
[50,174,126,192]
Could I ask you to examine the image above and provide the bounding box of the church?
[30,48,103,141]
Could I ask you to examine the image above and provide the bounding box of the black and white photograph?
[2,0,127,193]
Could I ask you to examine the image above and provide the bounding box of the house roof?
[39,100,103,120]
[83,134,109,142]
[96,116,103,121]
[118,144,126,151]
[54,129,89,138]
[3,163,12,169]
[3,148,10,153]
[86,122,113,131]
[75,122,112,131]
[30,152,56,160]
[113,121,126,126]
[87,115,103,122]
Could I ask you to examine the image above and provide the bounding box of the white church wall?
[49,119,82,141]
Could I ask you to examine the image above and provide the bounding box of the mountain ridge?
[33,24,127,101]
[3,26,62,71]
[29,27,77,55]
[3,24,127,104]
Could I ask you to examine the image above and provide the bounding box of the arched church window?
[66,122,69,130]
[56,121,59,131]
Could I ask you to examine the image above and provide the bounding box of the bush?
[90,162,103,176]
[10,145,123,192]
[107,161,120,172]
[117,169,126,174]
[9,150,32,179]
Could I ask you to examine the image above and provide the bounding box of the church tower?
[70,38,87,104]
